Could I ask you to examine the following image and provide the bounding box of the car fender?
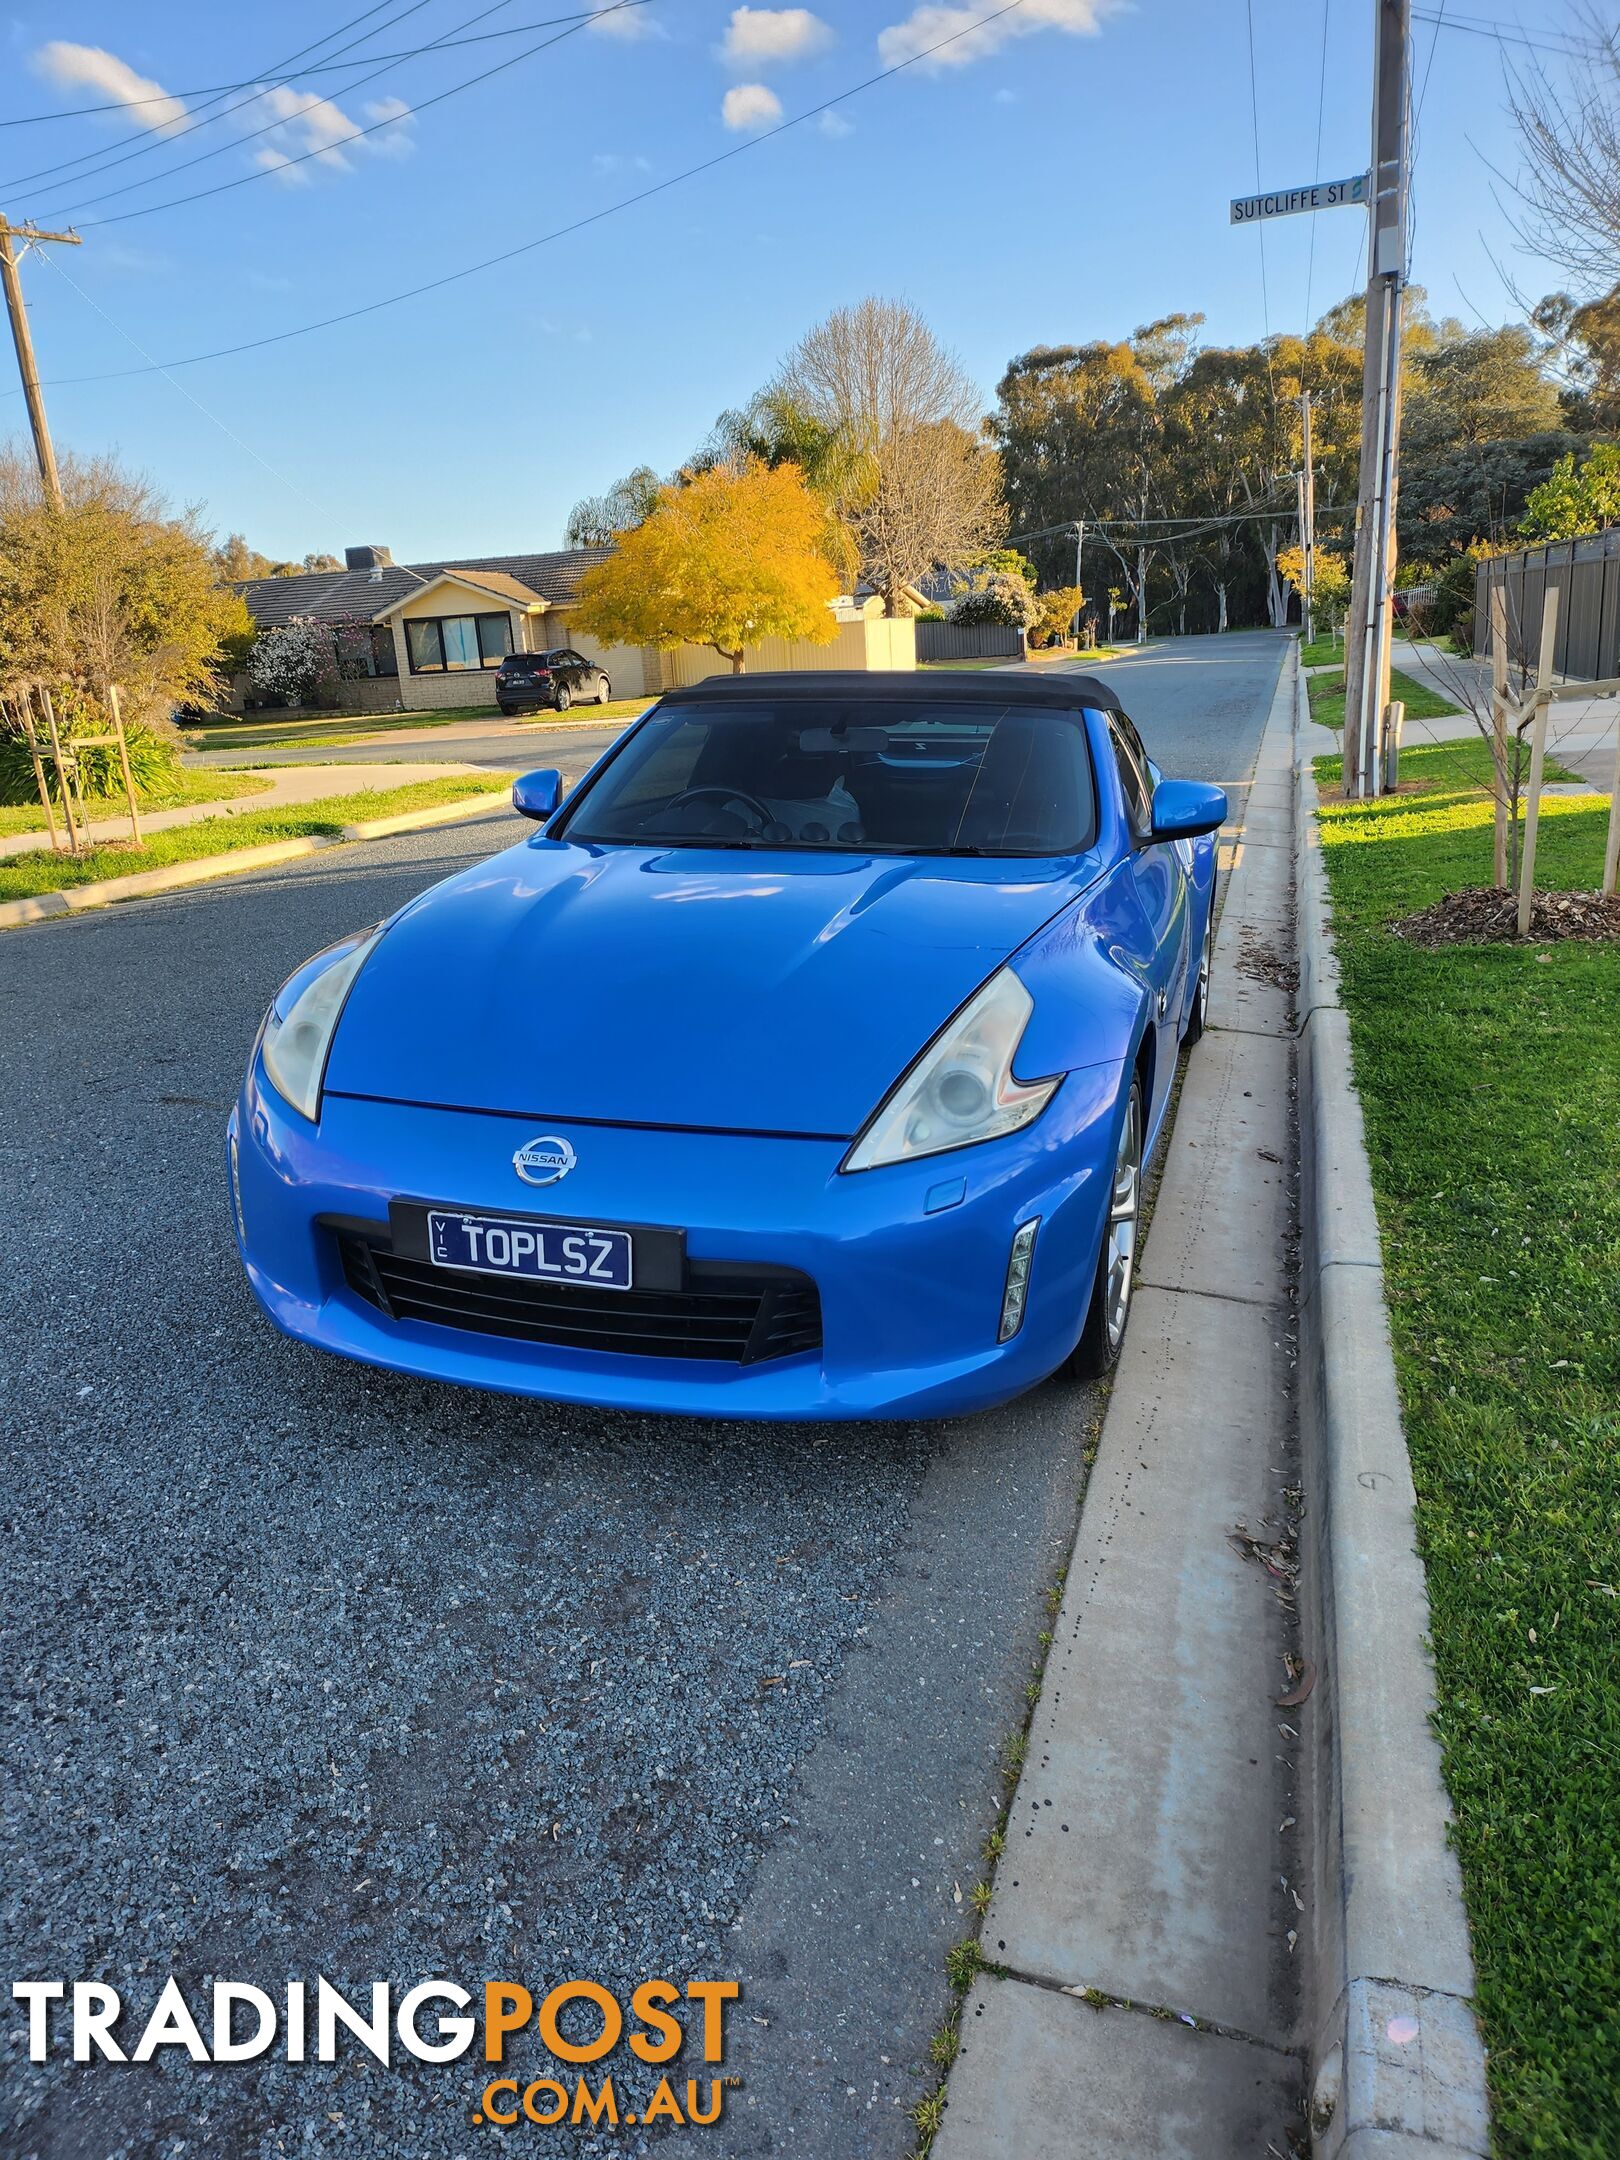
[1009,856,1158,1086]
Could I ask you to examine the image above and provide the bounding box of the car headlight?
[842,966,1060,1173]
[260,927,381,1122]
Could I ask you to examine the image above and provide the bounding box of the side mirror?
[512,768,563,822]
[1149,778,1227,841]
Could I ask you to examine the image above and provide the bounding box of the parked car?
[495,648,612,716]
[229,672,1224,1421]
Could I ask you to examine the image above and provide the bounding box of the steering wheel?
[663,786,775,834]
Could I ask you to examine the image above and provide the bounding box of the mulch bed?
[1391,886,1620,947]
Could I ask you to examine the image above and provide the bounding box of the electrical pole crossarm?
[0,215,82,513]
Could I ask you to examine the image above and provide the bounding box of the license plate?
[426,1211,633,1290]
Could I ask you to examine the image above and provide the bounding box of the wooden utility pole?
[1299,390,1316,647]
[0,217,81,510]
[1343,0,1410,798]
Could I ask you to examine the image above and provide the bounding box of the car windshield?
[501,654,547,670]
[555,697,1099,856]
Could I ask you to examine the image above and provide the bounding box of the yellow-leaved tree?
[571,457,841,674]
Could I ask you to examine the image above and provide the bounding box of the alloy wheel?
[1104,1088,1142,1354]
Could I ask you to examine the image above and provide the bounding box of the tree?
[1030,584,1085,644]
[948,571,1038,629]
[1519,441,1620,538]
[0,448,247,730]
[246,617,336,707]
[302,551,342,572]
[213,532,297,581]
[565,465,663,549]
[1535,285,1620,428]
[1503,7,1620,290]
[1402,323,1562,454]
[775,298,1005,613]
[571,458,841,672]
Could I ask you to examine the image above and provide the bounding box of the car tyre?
[597,677,612,704]
[1066,1074,1143,1381]
[1182,897,1215,1046]
[554,685,572,713]
[498,703,515,717]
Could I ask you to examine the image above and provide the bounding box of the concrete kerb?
[1292,668,1490,2156]
[0,790,517,933]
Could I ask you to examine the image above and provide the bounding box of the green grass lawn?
[1,772,515,905]
[1300,633,1348,668]
[1309,663,1461,729]
[1315,739,1620,2157]
[188,711,465,753]
[0,766,272,837]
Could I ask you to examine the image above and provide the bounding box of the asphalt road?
[0,634,1285,2159]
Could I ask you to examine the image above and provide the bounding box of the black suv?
[495,648,612,716]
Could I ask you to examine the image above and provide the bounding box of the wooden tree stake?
[1516,587,1560,939]
[1489,582,1509,889]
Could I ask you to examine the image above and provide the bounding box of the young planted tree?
[571,458,841,673]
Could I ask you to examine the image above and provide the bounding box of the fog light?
[999,1218,1040,1342]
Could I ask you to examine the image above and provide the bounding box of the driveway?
[0,633,1285,2158]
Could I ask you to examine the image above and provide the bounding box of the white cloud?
[720,8,832,67]
[246,84,416,180]
[877,0,1118,71]
[251,85,364,176]
[32,41,189,133]
[721,81,783,131]
[588,0,663,39]
[362,94,416,157]
[818,108,853,137]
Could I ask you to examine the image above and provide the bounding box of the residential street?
[0,636,1285,2158]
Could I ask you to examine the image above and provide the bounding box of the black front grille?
[333,1228,821,1366]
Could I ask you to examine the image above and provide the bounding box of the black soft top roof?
[657,668,1122,712]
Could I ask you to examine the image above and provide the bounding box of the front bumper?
[228,1058,1127,1421]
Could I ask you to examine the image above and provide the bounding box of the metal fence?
[1474,530,1620,679]
[914,622,1026,664]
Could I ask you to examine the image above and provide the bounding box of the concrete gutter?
[0,789,516,933]
[1294,673,1491,2156]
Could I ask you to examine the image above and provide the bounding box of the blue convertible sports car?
[229,672,1225,1421]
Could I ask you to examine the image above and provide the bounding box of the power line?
[36,245,334,522]
[1303,0,1332,341]
[0,8,622,130]
[1242,0,1280,424]
[2,0,434,197]
[47,0,642,227]
[1410,9,1587,59]
[10,0,1034,395]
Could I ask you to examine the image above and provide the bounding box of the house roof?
[388,567,549,615]
[234,547,612,628]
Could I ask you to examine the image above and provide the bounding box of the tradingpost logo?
[13,1973,740,2132]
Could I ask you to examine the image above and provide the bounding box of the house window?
[403,611,513,673]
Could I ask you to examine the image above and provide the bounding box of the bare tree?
[1504,5,1620,291]
[776,298,1004,612]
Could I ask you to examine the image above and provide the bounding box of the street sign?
[1230,173,1369,225]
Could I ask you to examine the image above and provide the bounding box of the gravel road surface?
[1,635,1284,2159]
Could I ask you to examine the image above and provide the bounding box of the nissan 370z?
[228,672,1225,1420]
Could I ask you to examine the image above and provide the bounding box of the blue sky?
[0,0,1569,562]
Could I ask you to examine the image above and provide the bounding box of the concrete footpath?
[1390,637,1619,792]
[0,759,485,862]
[934,653,1307,2157]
